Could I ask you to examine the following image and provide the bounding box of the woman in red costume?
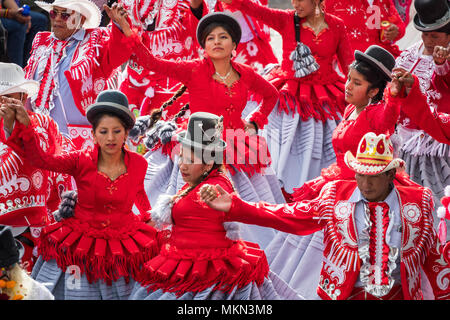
[7,90,163,300]
[130,112,300,300]
[262,45,419,299]
[324,0,406,57]
[134,12,285,249]
[218,0,354,200]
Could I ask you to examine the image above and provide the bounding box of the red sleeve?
[433,60,450,91]
[386,0,405,42]
[334,17,353,77]
[97,22,140,79]
[18,121,79,176]
[134,155,151,222]
[224,183,330,235]
[398,76,450,144]
[230,0,291,33]
[364,87,402,134]
[418,189,450,300]
[133,39,197,85]
[245,66,279,129]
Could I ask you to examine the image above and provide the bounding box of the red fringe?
[276,80,346,122]
[37,223,164,285]
[136,241,269,297]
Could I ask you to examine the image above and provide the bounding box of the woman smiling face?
[203,26,236,60]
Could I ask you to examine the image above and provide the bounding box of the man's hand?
[199,184,232,213]
[433,45,450,65]
[104,3,132,37]
[383,24,399,41]
[390,68,414,97]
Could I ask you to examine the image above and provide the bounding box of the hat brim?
[35,0,101,29]
[413,12,450,32]
[354,50,393,81]
[177,131,227,152]
[86,102,135,130]
[196,12,242,48]
[344,150,405,175]
[0,81,39,97]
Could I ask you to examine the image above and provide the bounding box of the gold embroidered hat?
[344,132,405,175]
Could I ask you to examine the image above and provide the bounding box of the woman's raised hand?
[199,184,232,212]
[433,45,450,65]
[104,3,132,37]
[390,67,414,97]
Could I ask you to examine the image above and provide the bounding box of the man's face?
[355,170,395,202]
[50,6,84,40]
[421,31,450,55]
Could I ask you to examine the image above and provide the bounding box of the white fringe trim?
[150,194,174,230]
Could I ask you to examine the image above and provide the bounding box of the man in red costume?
[0,63,71,272]
[25,0,138,151]
[200,132,450,300]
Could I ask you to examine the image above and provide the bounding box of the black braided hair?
[149,85,188,128]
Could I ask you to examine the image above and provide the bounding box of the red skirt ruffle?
[269,70,346,122]
[37,219,167,285]
[136,240,269,297]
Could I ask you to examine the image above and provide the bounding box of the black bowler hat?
[0,226,24,269]
[86,90,135,130]
[178,112,227,153]
[354,45,396,81]
[196,12,242,48]
[413,0,450,32]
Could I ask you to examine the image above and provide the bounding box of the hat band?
[356,157,392,165]
[419,10,450,28]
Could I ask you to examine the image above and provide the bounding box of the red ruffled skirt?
[37,218,167,285]
[136,240,269,296]
[267,68,346,122]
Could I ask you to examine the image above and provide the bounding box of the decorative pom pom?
[437,206,447,219]
[150,194,174,230]
[158,121,177,145]
[445,185,450,197]
[223,222,241,241]
[129,115,151,141]
[53,190,78,222]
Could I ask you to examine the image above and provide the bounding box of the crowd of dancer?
[0,0,449,300]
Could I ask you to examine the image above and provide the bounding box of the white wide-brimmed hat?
[0,63,39,97]
[344,132,405,175]
[36,0,101,29]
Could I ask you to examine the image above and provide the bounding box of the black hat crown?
[354,45,396,81]
[86,90,136,130]
[413,0,450,32]
[0,226,22,268]
[178,112,226,151]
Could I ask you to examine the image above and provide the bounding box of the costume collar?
[348,183,397,206]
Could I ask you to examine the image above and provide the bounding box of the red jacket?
[398,71,450,144]
[25,23,138,116]
[325,0,406,57]
[228,0,353,120]
[0,113,63,227]
[134,42,279,130]
[17,121,161,284]
[227,180,450,300]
